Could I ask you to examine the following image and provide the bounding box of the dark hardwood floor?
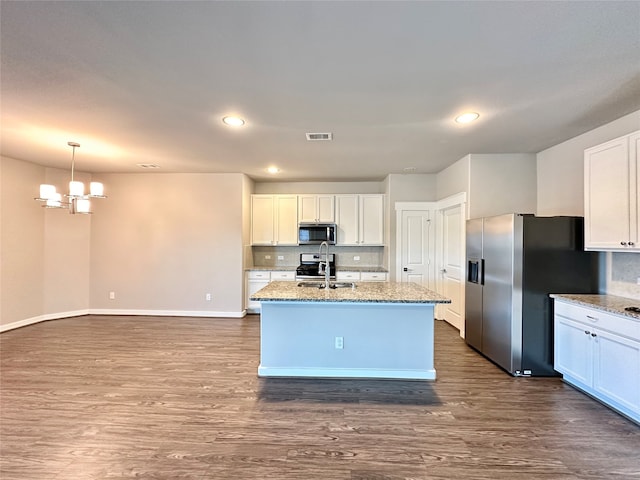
[1,315,638,479]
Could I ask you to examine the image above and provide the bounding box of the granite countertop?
[245,266,298,271]
[337,266,388,273]
[245,266,389,273]
[251,281,451,304]
[551,294,640,321]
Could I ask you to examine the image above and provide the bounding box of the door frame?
[435,192,467,337]
[395,195,466,335]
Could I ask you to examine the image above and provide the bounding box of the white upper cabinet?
[335,194,385,246]
[251,195,298,246]
[298,195,335,223]
[584,130,639,251]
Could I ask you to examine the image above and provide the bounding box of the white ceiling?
[2,1,639,182]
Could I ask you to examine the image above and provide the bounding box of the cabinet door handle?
[621,241,628,246]
[591,333,597,337]
[584,330,590,335]
[629,242,635,246]
[586,315,598,321]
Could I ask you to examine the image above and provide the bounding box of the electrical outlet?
[335,336,344,349]
[109,291,115,300]
[206,293,212,301]
[353,256,360,261]
[265,255,271,260]
[277,255,284,260]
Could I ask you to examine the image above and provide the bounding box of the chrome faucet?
[318,241,331,288]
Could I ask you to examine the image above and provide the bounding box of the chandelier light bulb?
[90,182,104,197]
[69,180,84,197]
[39,184,56,200]
[46,193,62,208]
[76,198,91,214]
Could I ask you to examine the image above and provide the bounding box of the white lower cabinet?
[246,270,295,313]
[336,271,388,282]
[554,300,640,423]
[360,272,388,282]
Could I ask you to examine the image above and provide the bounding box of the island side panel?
[258,301,436,380]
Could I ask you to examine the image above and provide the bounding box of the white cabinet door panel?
[554,316,593,386]
[593,329,640,414]
[335,195,359,245]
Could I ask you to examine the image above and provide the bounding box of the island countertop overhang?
[251,281,451,304]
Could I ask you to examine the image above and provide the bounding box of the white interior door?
[439,205,464,334]
[400,210,432,287]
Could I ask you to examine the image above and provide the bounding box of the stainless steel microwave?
[298,223,337,245]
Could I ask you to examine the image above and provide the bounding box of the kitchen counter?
[336,266,388,273]
[252,281,450,381]
[252,281,449,304]
[550,294,640,321]
[245,266,389,273]
[245,266,297,271]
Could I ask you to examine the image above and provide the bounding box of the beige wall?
[89,173,246,315]
[1,157,45,326]
[469,154,537,219]
[537,110,640,216]
[42,167,91,314]
[436,153,536,219]
[436,155,469,201]
[386,173,438,278]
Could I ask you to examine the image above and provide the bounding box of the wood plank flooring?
[1,315,639,479]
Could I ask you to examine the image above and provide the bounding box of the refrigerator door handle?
[480,258,485,285]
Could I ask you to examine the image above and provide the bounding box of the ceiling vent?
[306,132,333,141]
[136,163,161,169]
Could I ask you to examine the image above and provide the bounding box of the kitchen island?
[251,281,450,380]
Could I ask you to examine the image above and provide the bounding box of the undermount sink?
[297,281,324,288]
[297,281,356,289]
[329,282,356,289]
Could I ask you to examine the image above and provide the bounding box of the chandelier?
[35,142,106,214]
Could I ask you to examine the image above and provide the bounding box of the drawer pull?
[591,333,597,337]
[586,315,598,321]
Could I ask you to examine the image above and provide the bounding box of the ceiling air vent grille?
[306,132,333,141]
[136,163,161,169]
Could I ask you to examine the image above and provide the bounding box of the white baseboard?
[1,308,248,332]
[0,309,89,332]
[257,365,437,380]
[88,309,246,318]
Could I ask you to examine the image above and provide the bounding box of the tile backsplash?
[607,252,640,300]
[251,245,386,269]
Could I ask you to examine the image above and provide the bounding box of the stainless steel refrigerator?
[465,214,599,376]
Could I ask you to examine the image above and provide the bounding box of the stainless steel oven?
[296,253,336,280]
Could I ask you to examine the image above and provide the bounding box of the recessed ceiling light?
[267,166,280,174]
[455,112,480,124]
[222,116,245,127]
